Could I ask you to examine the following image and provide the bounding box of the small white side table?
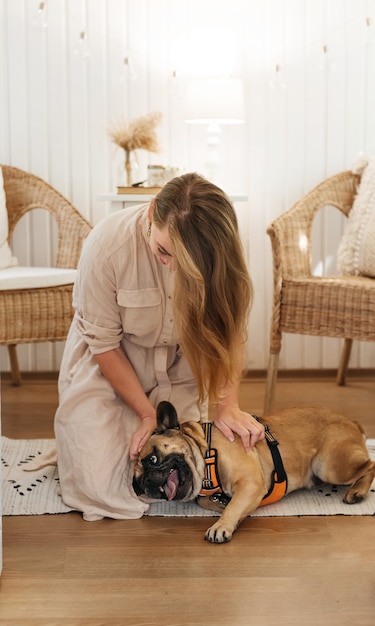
[98,192,248,212]
[98,193,158,212]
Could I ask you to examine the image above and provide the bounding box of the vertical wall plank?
[0,1,10,162]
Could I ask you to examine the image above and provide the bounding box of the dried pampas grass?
[108,111,162,185]
[109,111,162,152]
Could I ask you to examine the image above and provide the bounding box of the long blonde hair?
[154,173,253,402]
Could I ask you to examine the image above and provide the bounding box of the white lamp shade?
[185,78,245,124]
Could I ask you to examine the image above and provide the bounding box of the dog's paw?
[343,490,364,504]
[205,521,233,543]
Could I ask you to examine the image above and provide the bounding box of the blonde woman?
[54,173,264,521]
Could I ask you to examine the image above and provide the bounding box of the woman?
[54,173,264,521]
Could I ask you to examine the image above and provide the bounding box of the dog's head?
[132,401,208,503]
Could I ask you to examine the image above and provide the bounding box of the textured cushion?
[0,167,18,269]
[337,156,375,277]
[0,266,77,290]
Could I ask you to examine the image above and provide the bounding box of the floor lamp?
[185,78,245,185]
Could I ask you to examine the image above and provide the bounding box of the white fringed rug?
[1,436,375,517]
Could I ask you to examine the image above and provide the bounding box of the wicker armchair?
[264,170,375,414]
[0,165,92,385]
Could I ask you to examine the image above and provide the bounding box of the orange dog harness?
[199,418,288,507]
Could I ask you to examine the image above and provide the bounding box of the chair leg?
[336,338,353,386]
[263,352,280,416]
[8,344,22,386]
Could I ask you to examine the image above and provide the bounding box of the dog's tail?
[23,447,58,471]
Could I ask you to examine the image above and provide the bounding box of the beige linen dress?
[54,203,206,521]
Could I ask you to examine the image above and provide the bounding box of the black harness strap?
[255,417,288,505]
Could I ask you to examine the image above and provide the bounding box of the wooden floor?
[1,372,375,626]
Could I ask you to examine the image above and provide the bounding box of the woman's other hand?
[214,405,265,453]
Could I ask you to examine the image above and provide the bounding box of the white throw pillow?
[0,167,18,269]
[337,156,375,277]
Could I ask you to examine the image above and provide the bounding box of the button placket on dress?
[154,282,175,399]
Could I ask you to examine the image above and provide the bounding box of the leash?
[199,417,288,507]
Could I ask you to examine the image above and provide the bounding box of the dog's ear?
[156,401,180,432]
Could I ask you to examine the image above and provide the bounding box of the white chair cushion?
[0,267,77,290]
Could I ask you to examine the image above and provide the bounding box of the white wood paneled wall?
[1,0,375,373]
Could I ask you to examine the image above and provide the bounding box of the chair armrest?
[2,165,92,269]
[55,206,92,268]
[267,170,359,281]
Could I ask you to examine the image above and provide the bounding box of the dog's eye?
[149,455,158,465]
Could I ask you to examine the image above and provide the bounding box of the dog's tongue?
[164,469,179,501]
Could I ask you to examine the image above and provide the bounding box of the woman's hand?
[213,340,264,452]
[214,404,265,453]
[94,348,157,461]
[130,415,157,461]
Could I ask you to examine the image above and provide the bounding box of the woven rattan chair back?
[0,165,92,384]
[264,170,375,414]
